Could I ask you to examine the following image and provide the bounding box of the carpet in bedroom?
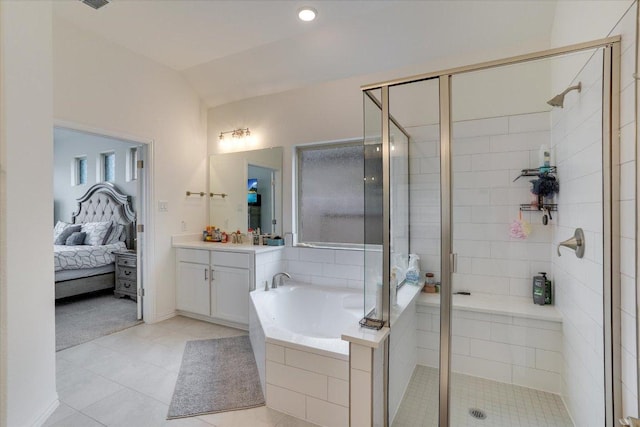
[55,290,141,351]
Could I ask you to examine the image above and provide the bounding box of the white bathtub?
[250,282,363,358]
[249,282,362,427]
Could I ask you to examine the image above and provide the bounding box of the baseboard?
[31,396,59,427]
[150,310,177,324]
[176,310,248,332]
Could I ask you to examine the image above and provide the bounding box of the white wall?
[53,16,208,322]
[0,2,58,426]
[53,128,138,223]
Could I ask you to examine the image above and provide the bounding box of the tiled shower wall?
[550,46,605,427]
[408,112,554,298]
[550,6,638,424]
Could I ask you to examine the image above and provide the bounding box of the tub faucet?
[272,272,291,289]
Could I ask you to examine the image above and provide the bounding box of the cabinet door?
[176,261,210,316]
[211,265,250,324]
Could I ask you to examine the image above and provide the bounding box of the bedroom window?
[296,141,364,247]
[101,152,116,182]
[127,146,138,182]
[74,156,87,186]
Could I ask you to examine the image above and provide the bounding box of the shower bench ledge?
[417,292,562,323]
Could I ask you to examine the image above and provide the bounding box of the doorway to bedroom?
[53,127,147,351]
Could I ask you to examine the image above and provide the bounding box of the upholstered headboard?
[71,182,136,249]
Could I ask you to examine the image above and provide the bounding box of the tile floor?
[393,365,573,427]
[45,315,319,427]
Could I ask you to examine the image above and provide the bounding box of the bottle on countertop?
[406,254,420,285]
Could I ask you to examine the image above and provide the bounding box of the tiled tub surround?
[250,283,364,427]
[416,294,563,393]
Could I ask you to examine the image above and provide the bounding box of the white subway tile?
[351,344,372,372]
[287,260,323,276]
[451,317,491,340]
[298,248,335,263]
[512,366,560,393]
[535,348,562,373]
[350,369,372,426]
[490,323,561,352]
[451,354,511,383]
[452,136,491,155]
[328,377,349,407]
[285,348,348,380]
[508,112,550,134]
[266,360,327,399]
[266,383,306,419]
[307,397,349,427]
[417,348,439,368]
[453,116,508,138]
[266,343,285,364]
[334,250,364,266]
[469,338,535,367]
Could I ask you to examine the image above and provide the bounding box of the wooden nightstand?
[114,250,137,301]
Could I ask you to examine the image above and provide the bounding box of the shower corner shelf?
[520,203,557,212]
[512,166,557,182]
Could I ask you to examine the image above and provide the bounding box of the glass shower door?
[448,48,607,426]
[387,78,442,427]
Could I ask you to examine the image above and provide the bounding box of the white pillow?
[81,221,113,246]
[53,221,73,243]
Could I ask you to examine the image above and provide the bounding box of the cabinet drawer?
[212,251,250,269]
[116,279,136,292]
[177,248,210,264]
[118,267,136,281]
[117,256,136,268]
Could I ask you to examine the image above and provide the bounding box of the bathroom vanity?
[173,239,284,330]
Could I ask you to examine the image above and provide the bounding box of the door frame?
[53,119,155,322]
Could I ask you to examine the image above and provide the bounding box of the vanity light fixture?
[298,6,317,22]
[219,128,251,141]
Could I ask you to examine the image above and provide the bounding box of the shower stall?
[362,33,627,427]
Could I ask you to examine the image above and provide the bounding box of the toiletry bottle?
[406,254,420,285]
[539,145,551,173]
[533,272,549,305]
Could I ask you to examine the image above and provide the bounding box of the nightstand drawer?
[117,256,137,268]
[116,279,136,292]
[118,267,136,280]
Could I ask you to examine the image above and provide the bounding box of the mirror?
[209,147,283,235]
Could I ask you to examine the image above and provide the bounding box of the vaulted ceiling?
[53,0,559,107]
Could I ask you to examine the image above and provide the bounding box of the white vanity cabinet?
[174,243,282,329]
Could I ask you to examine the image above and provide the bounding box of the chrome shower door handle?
[557,228,585,258]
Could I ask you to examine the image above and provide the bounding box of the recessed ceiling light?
[298,7,317,22]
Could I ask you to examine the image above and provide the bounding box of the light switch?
[158,201,168,212]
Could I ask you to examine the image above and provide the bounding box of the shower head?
[547,82,582,108]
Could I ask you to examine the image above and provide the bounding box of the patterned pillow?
[54,224,81,245]
[104,224,126,245]
[53,221,73,243]
[65,232,86,246]
[81,221,113,246]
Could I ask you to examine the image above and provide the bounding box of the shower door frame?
[363,35,622,427]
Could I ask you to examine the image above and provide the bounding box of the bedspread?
[54,242,127,272]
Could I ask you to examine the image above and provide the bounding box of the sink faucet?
[272,272,291,289]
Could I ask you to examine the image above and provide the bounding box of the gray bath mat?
[167,335,265,419]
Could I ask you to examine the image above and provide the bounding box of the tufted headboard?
[71,182,136,249]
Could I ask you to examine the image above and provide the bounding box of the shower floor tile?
[392,365,573,427]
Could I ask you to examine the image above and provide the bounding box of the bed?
[54,182,136,300]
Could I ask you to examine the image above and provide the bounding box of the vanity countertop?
[172,235,284,254]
